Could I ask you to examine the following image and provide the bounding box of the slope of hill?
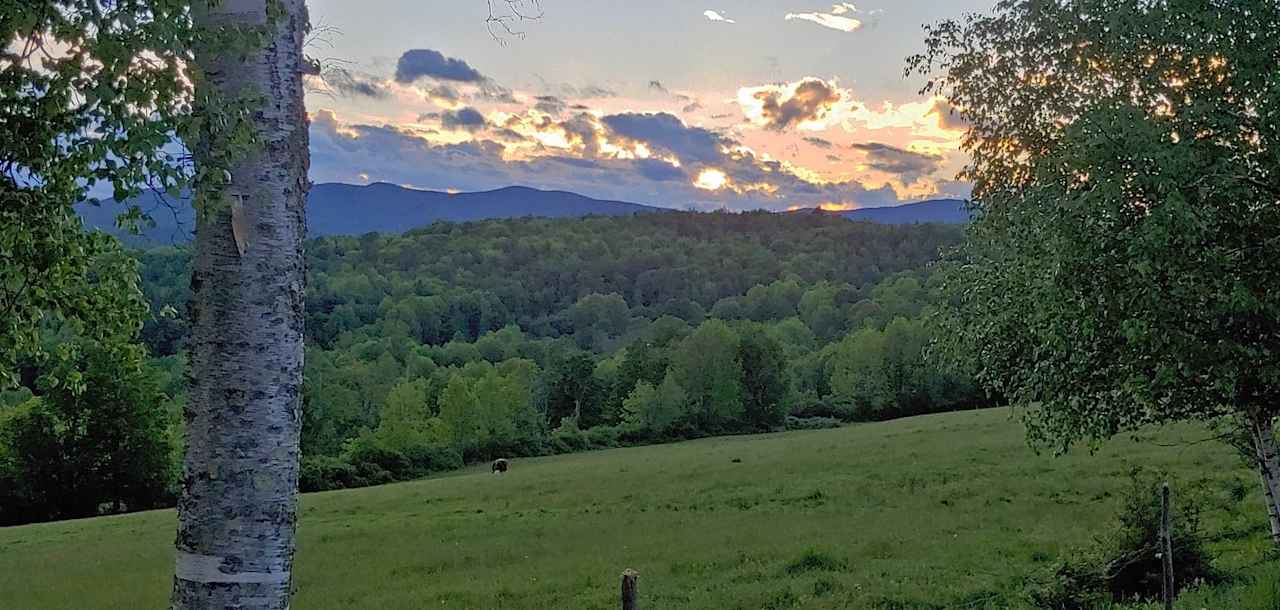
[840,199,970,224]
[1,408,1271,610]
[76,183,664,245]
[308,183,663,234]
[78,184,969,246]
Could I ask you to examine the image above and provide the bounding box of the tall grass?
[0,409,1274,609]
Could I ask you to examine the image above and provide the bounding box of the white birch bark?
[173,1,310,608]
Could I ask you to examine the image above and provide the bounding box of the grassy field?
[2,408,1278,609]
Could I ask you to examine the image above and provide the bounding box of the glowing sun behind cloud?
[694,168,729,190]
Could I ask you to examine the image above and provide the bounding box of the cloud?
[547,83,618,99]
[927,99,970,132]
[647,79,702,113]
[932,179,974,200]
[577,85,617,98]
[534,95,567,115]
[475,81,518,104]
[839,97,969,142]
[739,78,847,131]
[424,83,460,99]
[559,113,605,157]
[395,49,485,83]
[825,154,843,162]
[312,109,509,186]
[489,110,613,160]
[490,127,528,143]
[803,136,834,149]
[785,4,864,32]
[309,108,908,212]
[849,142,943,184]
[440,107,488,131]
[703,9,736,23]
[319,69,390,99]
[425,84,462,106]
[634,158,688,182]
[601,112,731,164]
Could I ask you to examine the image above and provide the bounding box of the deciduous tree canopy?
[914,0,1280,542]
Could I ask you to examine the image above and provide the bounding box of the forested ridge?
[3,211,981,523]
[9,2,1280,608]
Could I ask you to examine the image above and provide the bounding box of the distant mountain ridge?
[843,199,970,224]
[77,183,665,245]
[76,183,969,245]
[789,199,971,224]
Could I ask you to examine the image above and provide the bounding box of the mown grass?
[1,408,1276,609]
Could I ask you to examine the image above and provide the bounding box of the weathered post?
[1161,482,1174,610]
[621,569,639,610]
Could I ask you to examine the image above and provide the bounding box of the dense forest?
[2,211,982,523]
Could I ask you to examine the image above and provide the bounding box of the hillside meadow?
[2,408,1278,609]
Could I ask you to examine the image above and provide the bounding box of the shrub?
[812,578,837,597]
[550,425,588,454]
[1026,550,1107,610]
[583,425,622,449]
[762,589,800,610]
[789,394,853,421]
[302,438,465,493]
[345,443,413,479]
[785,547,846,575]
[1102,471,1218,601]
[1027,469,1219,608]
[484,435,549,460]
[614,420,650,445]
[300,456,362,492]
[401,444,463,476]
[785,416,843,431]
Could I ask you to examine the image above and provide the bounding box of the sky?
[303,0,995,211]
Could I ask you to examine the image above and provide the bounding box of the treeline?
[139,211,964,353]
[1,211,982,523]
[294,269,981,492]
[0,335,180,525]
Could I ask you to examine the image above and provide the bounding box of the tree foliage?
[139,212,965,354]
[914,0,1280,448]
[0,213,983,508]
[737,325,789,431]
[0,338,173,525]
[670,320,745,434]
[0,1,214,383]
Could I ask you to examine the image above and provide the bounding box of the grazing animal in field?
[491,458,509,474]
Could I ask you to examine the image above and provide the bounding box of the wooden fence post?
[1161,482,1173,610]
[621,569,639,610]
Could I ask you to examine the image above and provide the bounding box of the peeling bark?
[1249,412,1280,547]
[173,1,310,608]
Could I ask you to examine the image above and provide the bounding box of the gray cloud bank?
[310,109,915,211]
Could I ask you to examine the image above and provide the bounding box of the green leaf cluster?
[914,0,1280,449]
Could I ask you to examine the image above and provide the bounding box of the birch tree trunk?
[1249,412,1280,547]
[173,1,310,608]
